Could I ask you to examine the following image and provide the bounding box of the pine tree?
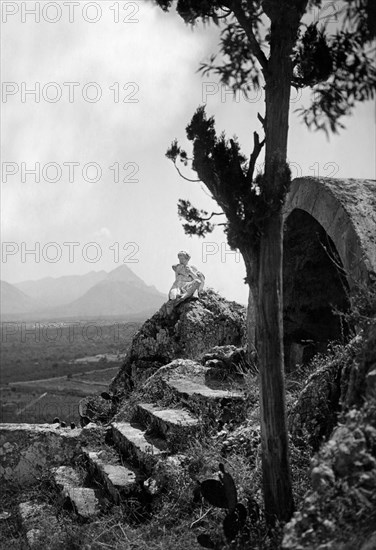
[154,0,376,522]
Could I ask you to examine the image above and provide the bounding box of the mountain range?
[1,266,166,320]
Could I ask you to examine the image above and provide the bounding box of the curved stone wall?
[283,177,376,370]
[284,177,376,286]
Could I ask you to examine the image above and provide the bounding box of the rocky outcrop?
[110,289,246,393]
[283,403,376,550]
[202,344,257,376]
[289,321,376,451]
[288,340,356,451]
[346,323,376,407]
[136,358,247,424]
[0,424,82,483]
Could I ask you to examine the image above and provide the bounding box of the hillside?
[0,281,37,315]
[1,266,166,319]
[15,271,108,309]
[57,280,165,317]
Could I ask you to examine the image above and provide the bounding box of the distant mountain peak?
[2,266,166,319]
[106,265,144,283]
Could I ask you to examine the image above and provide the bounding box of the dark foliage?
[199,20,264,93]
[167,105,290,253]
[177,199,216,237]
[156,0,376,134]
[292,25,333,87]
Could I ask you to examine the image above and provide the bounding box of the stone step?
[136,403,200,439]
[164,376,245,404]
[19,500,60,548]
[83,447,141,504]
[52,465,100,518]
[161,377,246,424]
[111,421,169,472]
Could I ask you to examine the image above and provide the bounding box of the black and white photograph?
[1,0,375,548]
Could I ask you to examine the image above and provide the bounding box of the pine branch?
[257,112,266,128]
[247,131,265,183]
[177,199,223,237]
[173,160,201,183]
[201,211,225,221]
[230,0,268,71]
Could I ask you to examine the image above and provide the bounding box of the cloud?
[93,227,112,240]
[1,2,374,302]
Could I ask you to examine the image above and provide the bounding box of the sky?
[1,0,375,305]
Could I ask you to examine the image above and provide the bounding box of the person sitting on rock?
[166,250,205,313]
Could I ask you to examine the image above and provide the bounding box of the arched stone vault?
[283,177,376,287]
[282,177,376,369]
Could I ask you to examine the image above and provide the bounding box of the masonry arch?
[282,177,376,369]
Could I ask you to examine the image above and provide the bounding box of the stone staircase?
[13,362,248,547]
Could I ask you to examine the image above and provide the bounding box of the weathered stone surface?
[284,178,376,285]
[52,465,99,518]
[283,405,376,550]
[138,359,247,425]
[310,464,335,493]
[136,403,199,439]
[366,368,376,397]
[289,361,342,451]
[79,395,114,425]
[347,324,376,405]
[0,423,81,483]
[202,345,246,365]
[53,464,82,487]
[79,422,107,446]
[84,447,139,503]
[65,487,99,518]
[148,454,190,496]
[166,377,244,401]
[19,501,60,548]
[216,421,261,464]
[290,321,376,451]
[110,289,246,392]
[288,337,361,451]
[202,344,257,377]
[112,421,168,472]
[152,359,244,401]
[360,532,376,550]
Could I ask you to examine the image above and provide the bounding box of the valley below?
[0,319,142,425]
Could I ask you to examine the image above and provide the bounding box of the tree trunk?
[242,249,258,353]
[255,15,298,522]
[256,215,293,521]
